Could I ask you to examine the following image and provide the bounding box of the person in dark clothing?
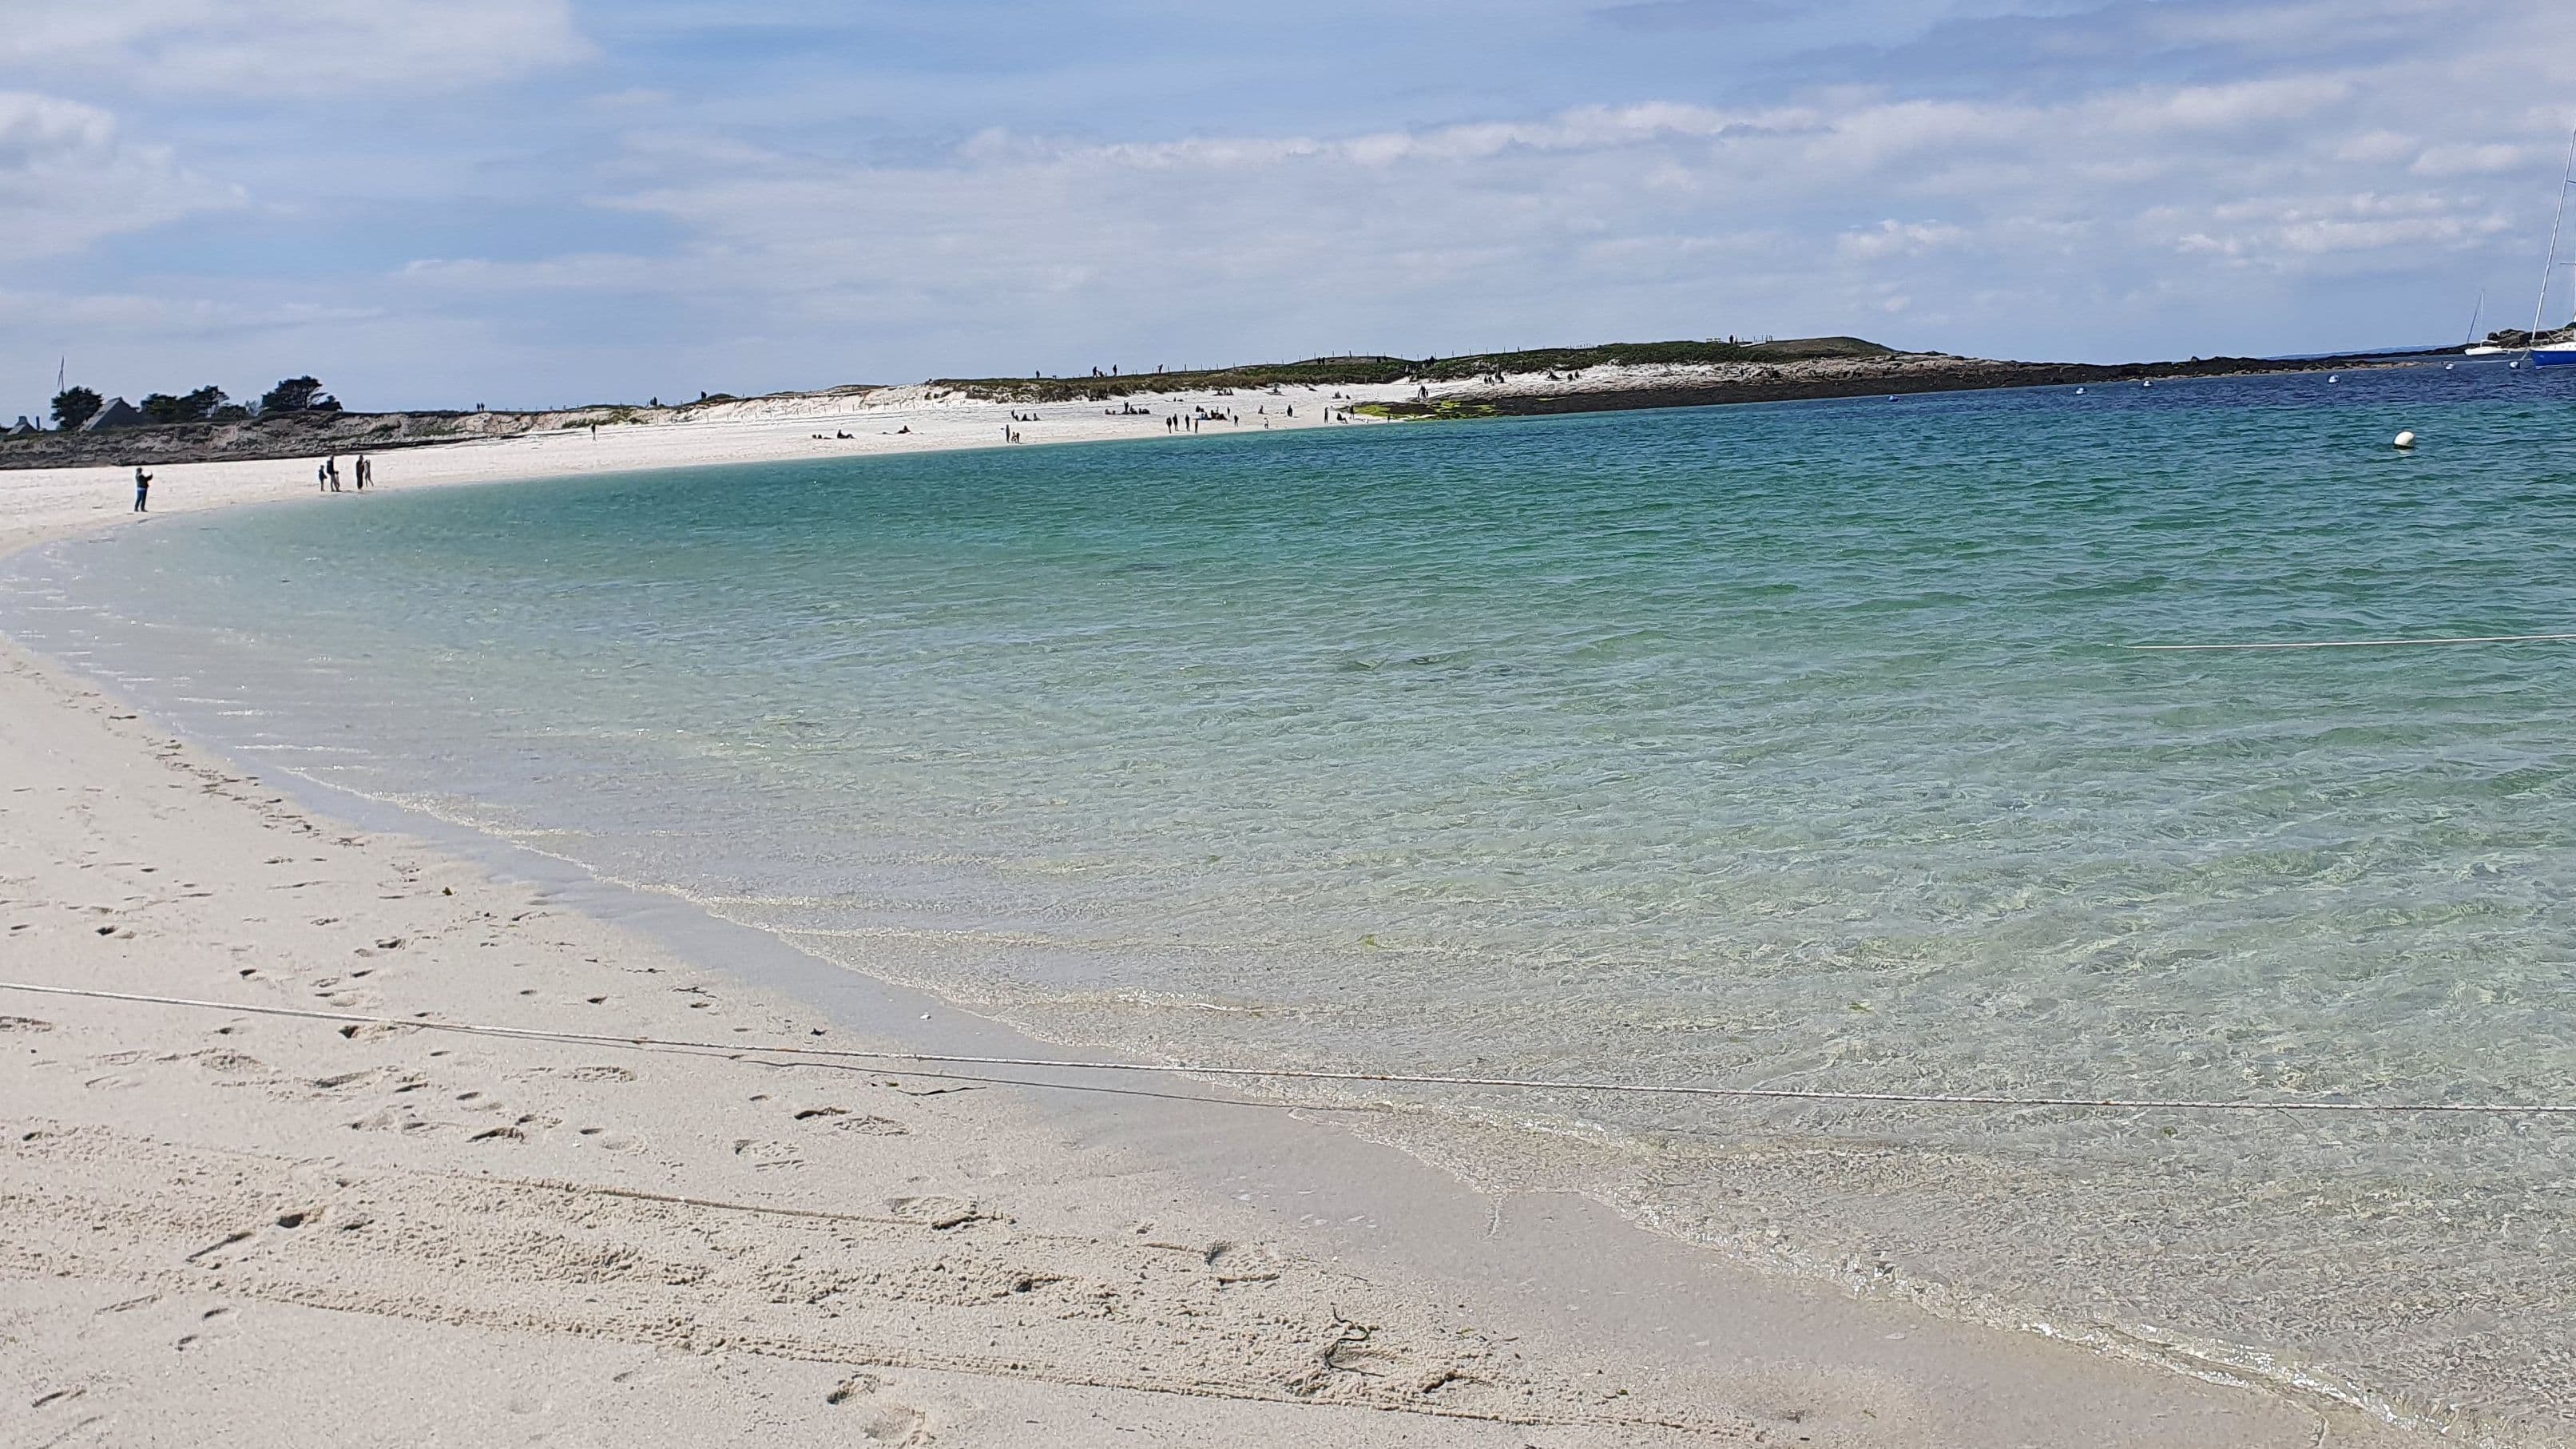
[132,467,152,513]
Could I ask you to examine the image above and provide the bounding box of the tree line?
[45,377,339,431]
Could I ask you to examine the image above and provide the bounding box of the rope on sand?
[2125,631,2576,652]
[4,980,2569,1118]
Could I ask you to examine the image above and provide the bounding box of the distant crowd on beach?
[117,392,1376,518]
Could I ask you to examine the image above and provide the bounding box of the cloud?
[2153,191,2514,264]
[12,0,2576,408]
[1840,220,1969,259]
[0,92,241,261]
[2090,75,2352,133]
[399,253,672,292]
[534,9,2570,375]
[581,68,2516,314]
[3,1,591,97]
[2412,141,2543,177]
[0,285,377,335]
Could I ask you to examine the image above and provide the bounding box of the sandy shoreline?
[0,431,2429,1444]
[0,381,1387,538]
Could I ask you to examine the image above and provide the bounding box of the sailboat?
[2523,129,2576,367]
[2463,289,2507,355]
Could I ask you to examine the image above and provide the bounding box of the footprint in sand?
[824,1376,927,1444]
[467,1112,554,1144]
[794,1106,910,1136]
[347,1106,450,1135]
[308,1067,409,1092]
[190,1049,268,1076]
[730,1138,804,1170]
[885,1195,985,1229]
[175,1307,244,1355]
[530,1064,636,1084]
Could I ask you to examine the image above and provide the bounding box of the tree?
[208,403,251,423]
[258,375,338,414]
[141,386,227,424]
[50,387,101,431]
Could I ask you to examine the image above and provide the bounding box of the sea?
[9,362,2574,1439]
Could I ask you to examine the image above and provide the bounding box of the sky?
[6,0,2575,415]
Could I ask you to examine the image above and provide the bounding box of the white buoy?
[2074,386,2086,395]
[2395,431,2417,449]
[2328,374,2340,383]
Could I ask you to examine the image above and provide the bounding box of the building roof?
[81,397,144,431]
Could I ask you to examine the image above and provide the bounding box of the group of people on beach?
[318,455,372,492]
[129,454,381,515]
[129,452,378,514]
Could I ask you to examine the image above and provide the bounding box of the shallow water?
[13,365,2576,1437]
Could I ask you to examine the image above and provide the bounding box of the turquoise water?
[11,365,2576,1436]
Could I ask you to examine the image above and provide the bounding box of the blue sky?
[6,0,2574,415]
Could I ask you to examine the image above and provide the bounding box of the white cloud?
[2145,190,2512,265]
[2,1,590,97]
[15,0,2576,404]
[2336,130,2417,165]
[578,67,2528,321]
[2090,75,2352,133]
[2412,141,2541,177]
[0,285,376,335]
[0,92,240,261]
[1840,220,1970,260]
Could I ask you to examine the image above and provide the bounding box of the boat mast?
[2526,129,2576,356]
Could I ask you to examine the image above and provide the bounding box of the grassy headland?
[928,337,1896,403]
[2,335,2420,470]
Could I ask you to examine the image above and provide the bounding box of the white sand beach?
[0,383,1399,540]
[0,415,2427,1447]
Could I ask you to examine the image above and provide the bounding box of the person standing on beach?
[132,467,151,513]
[353,455,367,491]
[316,460,329,492]
[326,456,342,492]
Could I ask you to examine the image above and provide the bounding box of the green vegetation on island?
[931,337,1901,403]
